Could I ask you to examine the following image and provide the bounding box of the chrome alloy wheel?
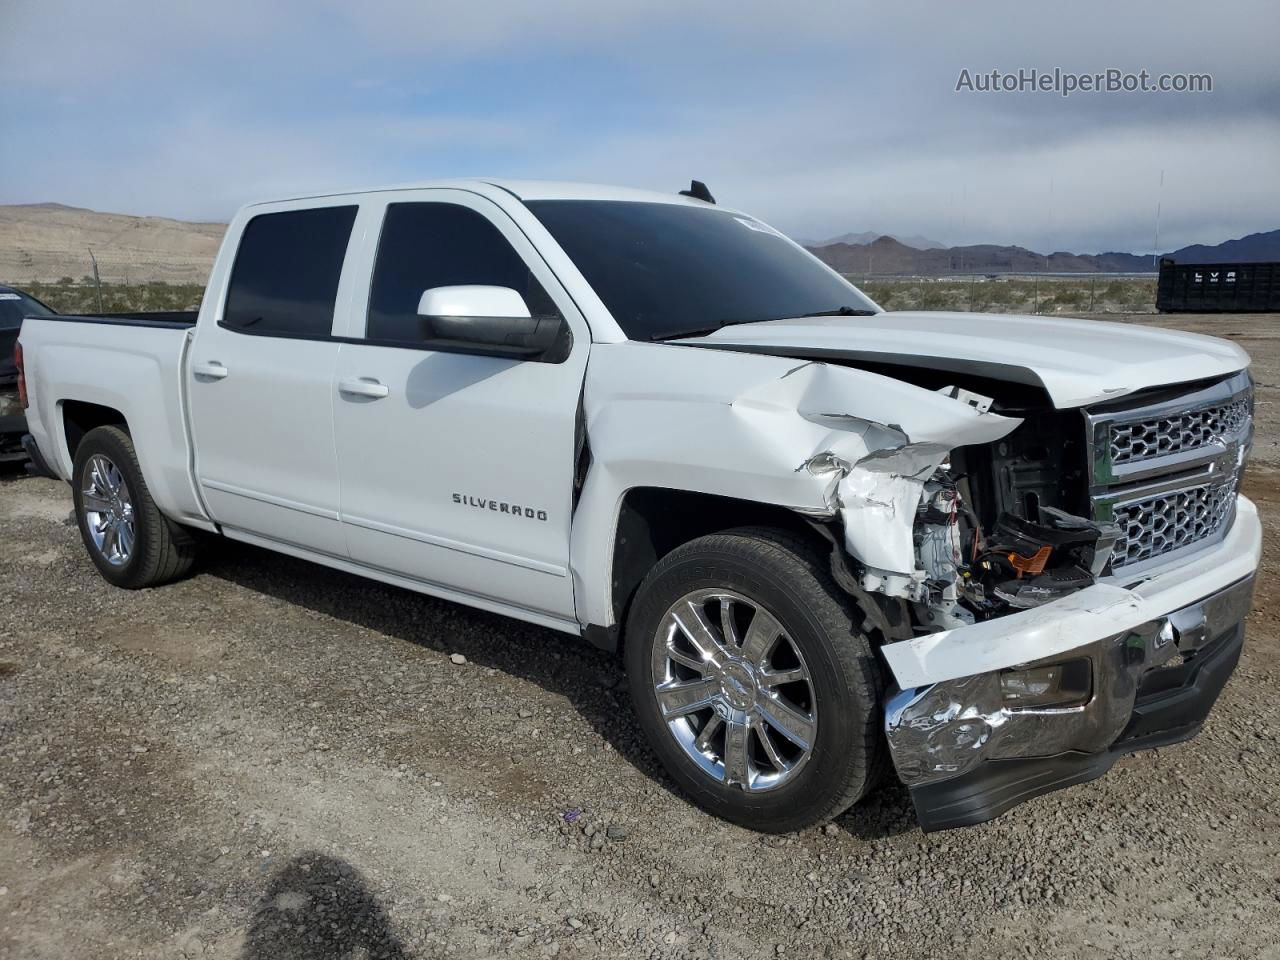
[651,589,817,791]
[82,454,136,566]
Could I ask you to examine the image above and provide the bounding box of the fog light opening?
[1000,657,1092,709]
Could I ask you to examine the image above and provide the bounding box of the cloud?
[2,0,1277,253]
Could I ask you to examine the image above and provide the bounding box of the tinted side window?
[367,202,561,345]
[223,206,357,337]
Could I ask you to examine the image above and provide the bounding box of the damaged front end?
[859,371,1258,831]
[811,380,1123,631]
[909,462,1121,629]
[884,573,1253,830]
[577,344,1257,830]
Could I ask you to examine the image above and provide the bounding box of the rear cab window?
[223,206,357,338]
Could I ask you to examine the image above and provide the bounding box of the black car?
[0,284,56,462]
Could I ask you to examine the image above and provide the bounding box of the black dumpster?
[1157,259,1280,312]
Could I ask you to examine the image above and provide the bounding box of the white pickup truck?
[16,179,1259,832]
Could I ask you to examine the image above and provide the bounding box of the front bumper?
[883,504,1259,831]
[880,495,1261,689]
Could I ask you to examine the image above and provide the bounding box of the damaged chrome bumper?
[882,498,1259,831]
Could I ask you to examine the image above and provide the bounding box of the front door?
[332,192,589,622]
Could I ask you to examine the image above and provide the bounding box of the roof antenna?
[679,180,716,204]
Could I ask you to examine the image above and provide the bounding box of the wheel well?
[62,400,128,463]
[606,488,827,647]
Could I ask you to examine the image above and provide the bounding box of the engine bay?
[912,461,1121,630]
[907,390,1121,633]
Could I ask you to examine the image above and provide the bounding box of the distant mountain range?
[800,231,947,250]
[806,228,1280,276]
[1,202,1276,284]
[1164,229,1280,266]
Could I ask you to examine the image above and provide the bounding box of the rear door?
[332,190,590,622]
[187,201,360,556]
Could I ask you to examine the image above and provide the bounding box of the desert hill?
[0,203,225,284]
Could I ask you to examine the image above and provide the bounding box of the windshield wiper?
[796,306,878,317]
[648,318,768,341]
[649,307,874,341]
[649,323,723,341]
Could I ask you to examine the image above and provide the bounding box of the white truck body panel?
[190,330,348,555]
[685,310,1251,408]
[185,195,363,556]
[329,189,591,619]
[20,319,210,528]
[570,341,1021,629]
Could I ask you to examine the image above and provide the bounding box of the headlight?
[1000,657,1092,709]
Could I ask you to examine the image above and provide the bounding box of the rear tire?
[625,527,886,832]
[72,425,197,588]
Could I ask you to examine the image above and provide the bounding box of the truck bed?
[19,311,210,528]
[40,311,198,328]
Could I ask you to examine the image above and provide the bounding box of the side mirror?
[417,285,566,358]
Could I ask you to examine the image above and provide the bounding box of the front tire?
[72,425,197,588]
[625,527,886,833]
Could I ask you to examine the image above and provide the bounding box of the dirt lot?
[2,313,1279,960]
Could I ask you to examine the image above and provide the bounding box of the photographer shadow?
[241,852,409,960]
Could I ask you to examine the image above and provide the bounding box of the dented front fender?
[569,342,1020,629]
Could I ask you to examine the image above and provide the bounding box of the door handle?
[192,360,229,380]
[338,377,390,400]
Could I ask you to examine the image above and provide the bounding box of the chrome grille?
[1088,371,1252,574]
[1110,396,1251,466]
[1111,479,1239,567]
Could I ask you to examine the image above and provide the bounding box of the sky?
[3,0,1278,254]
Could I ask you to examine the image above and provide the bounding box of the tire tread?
[73,426,197,588]
[625,525,887,831]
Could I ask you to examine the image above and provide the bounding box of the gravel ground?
[2,313,1279,960]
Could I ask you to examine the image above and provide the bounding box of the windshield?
[525,200,879,341]
[0,289,55,330]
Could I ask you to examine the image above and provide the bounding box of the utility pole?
[1044,175,1055,313]
[1152,168,1165,270]
[87,247,104,313]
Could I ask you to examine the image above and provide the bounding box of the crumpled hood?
[677,311,1250,408]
